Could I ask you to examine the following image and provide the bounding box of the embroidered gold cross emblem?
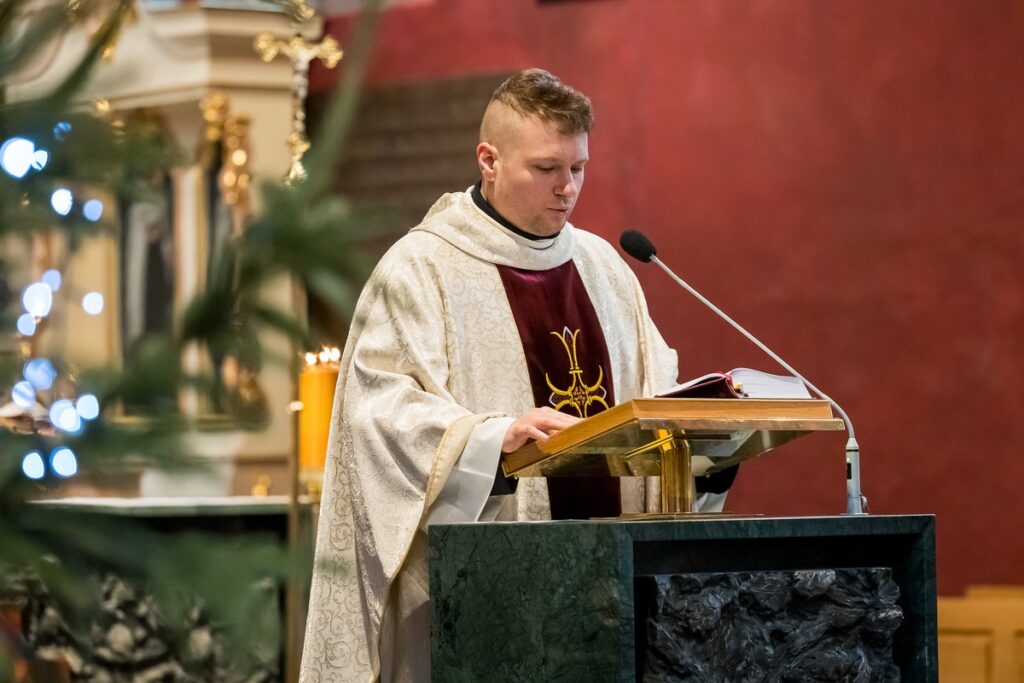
[545,327,609,418]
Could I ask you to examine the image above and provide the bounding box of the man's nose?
[555,172,578,198]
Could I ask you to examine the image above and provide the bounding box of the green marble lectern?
[429,515,937,682]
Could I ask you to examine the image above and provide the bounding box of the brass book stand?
[502,398,844,515]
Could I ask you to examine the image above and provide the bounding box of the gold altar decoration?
[198,93,253,230]
[199,92,229,144]
[192,94,264,420]
[283,0,315,24]
[254,31,343,182]
[219,116,252,210]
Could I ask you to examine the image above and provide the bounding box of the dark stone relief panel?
[640,568,902,683]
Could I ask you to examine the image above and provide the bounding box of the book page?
[730,368,811,399]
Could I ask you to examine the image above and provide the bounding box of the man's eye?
[571,166,584,174]
[536,166,554,172]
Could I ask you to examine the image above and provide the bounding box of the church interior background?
[2,0,1023,681]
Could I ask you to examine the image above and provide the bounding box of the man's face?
[480,114,589,237]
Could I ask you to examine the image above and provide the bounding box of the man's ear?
[476,142,498,181]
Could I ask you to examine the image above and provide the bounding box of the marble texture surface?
[431,522,633,681]
[429,515,936,682]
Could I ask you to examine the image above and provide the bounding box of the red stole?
[497,260,622,518]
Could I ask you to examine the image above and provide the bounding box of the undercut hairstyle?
[489,68,594,135]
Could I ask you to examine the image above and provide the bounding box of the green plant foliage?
[1,0,386,676]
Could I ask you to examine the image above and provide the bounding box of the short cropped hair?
[489,68,594,135]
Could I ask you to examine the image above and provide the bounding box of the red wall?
[314,0,1024,595]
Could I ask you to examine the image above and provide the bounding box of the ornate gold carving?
[199,92,229,145]
[285,0,316,24]
[219,115,252,210]
[197,94,252,224]
[545,327,609,418]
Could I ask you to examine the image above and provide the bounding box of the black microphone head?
[620,229,657,263]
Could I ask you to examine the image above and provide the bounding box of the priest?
[300,68,727,683]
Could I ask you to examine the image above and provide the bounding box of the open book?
[661,367,812,400]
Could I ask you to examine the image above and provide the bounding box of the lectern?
[431,398,939,681]
[502,397,845,514]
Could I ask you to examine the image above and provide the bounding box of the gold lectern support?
[660,437,697,514]
[501,398,846,519]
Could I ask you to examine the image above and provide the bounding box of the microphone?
[620,229,866,515]
[620,229,657,262]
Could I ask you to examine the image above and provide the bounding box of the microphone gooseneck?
[621,229,866,515]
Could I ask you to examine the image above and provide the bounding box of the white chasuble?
[299,189,681,682]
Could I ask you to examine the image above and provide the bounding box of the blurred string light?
[23,358,57,390]
[12,381,36,409]
[51,188,73,216]
[53,121,72,141]
[50,447,78,477]
[76,394,100,420]
[22,451,46,480]
[83,199,104,222]
[49,398,73,424]
[17,313,37,336]
[22,282,53,317]
[42,269,61,292]
[31,149,49,171]
[1,137,35,178]
[82,292,104,315]
[50,399,82,433]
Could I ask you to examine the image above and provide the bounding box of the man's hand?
[501,407,580,453]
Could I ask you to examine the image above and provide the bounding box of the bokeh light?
[23,357,57,390]
[1,137,34,178]
[53,122,72,141]
[52,399,82,433]
[31,149,49,171]
[12,381,35,409]
[22,452,45,480]
[82,292,104,315]
[58,409,82,433]
[17,313,37,336]
[42,269,62,292]
[22,282,53,317]
[83,199,104,222]
[50,447,78,477]
[51,188,73,216]
[49,399,74,426]
[76,394,100,420]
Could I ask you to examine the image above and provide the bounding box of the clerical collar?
[471,180,556,242]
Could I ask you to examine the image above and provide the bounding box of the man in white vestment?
[300,68,728,683]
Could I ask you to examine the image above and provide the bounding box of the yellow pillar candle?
[298,362,339,478]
